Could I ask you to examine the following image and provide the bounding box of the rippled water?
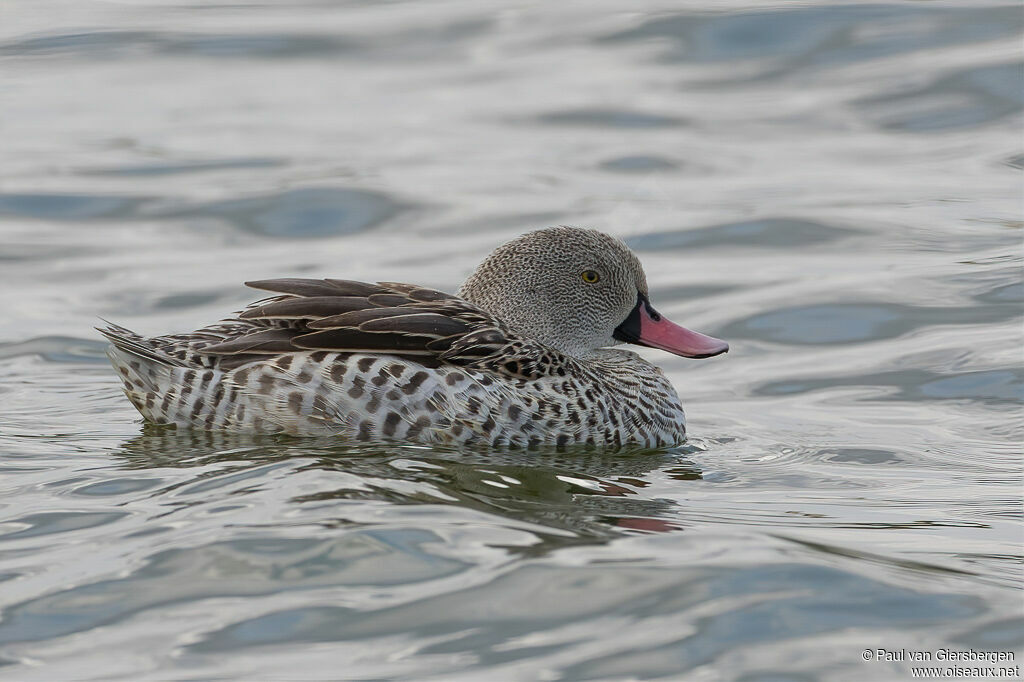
[1,1,1022,679]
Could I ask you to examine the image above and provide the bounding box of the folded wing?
[198,278,517,369]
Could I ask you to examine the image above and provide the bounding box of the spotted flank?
[101,227,728,449]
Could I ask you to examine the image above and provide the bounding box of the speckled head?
[459,226,729,360]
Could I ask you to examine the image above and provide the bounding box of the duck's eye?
[581,270,601,284]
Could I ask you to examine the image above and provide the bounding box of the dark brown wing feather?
[376,282,452,302]
[323,279,393,297]
[201,328,300,355]
[365,293,413,307]
[292,328,437,354]
[356,312,470,337]
[307,307,431,330]
[238,296,370,321]
[195,279,523,371]
[245,278,353,298]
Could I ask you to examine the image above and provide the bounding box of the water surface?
[0,1,1021,680]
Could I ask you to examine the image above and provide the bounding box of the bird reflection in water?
[112,425,706,552]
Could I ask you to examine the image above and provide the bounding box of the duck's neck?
[460,286,594,359]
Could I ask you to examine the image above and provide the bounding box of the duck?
[100,226,728,449]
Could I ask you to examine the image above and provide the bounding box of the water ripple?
[599,5,1022,74]
[627,218,859,251]
[857,61,1024,132]
[720,302,1016,345]
[0,2,1020,679]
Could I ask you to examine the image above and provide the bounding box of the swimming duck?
[101,226,728,448]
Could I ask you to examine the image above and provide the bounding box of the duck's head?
[458,226,729,360]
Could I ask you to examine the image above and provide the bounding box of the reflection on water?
[187,562,979,662]
[0,193,153,221]
[0,20,493,61]
[857,61,1024,132]
[81,157,286,177]
[0,0,1021,679]
[165,187,412,239]
[626,218,859,251]
[598,155,680,174]
[601,5,1021,73]
[722,301,1019,345]
[113,428,695,544]
[535,108,688,128]
[0,187,411,239]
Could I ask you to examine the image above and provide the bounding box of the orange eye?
[581,270,600,283]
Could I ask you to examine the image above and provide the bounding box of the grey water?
[0,1,1021,680]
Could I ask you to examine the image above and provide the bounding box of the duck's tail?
[98,321,288,433]
[99,322,199,426]
[96,321,188,369]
